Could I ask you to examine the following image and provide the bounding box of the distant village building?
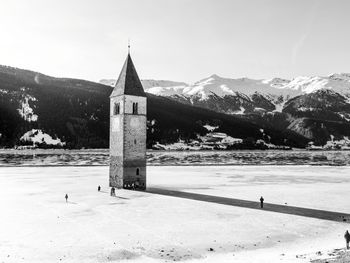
[109,52,147,190]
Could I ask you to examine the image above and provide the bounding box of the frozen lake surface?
[1,149,350,166]
[0,165,349,262]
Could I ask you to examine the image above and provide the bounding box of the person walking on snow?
[98,185,101,192]
[345,230,350,249]
[260,196,264,208]
[65,194,68,203]
[110,187,115,196]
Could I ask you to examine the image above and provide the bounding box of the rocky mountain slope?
[0,65,308,149]
[102,73,350,146]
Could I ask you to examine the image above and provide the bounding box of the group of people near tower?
[109,183,141,196]
[123,181,143,190]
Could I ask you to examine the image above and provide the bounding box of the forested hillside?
[0,65,309,149]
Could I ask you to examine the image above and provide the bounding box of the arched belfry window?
[114,102,120,115]
[132,102,138,114]
[136,168,140,175]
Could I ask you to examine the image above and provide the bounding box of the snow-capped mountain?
[101,73,350,114]
[281,74,350,96]
[101,73,350,145]
[143,73,350,99]
[152,74,299,99]
[103,73,350,99]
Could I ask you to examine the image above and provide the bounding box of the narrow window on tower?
[114,102,120,115]
[136,168,140,175]
[132,102,138,114]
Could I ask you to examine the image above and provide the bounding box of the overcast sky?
[1,0,350,83]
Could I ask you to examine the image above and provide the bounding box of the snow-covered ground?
[0,166,349,262]
[17,94,38,122]
[20,129,66,146]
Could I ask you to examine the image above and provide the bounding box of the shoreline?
[1,149,350,166]
[1,163,350,168]
[2,148,350,154]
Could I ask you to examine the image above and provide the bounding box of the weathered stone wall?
[123,115,146,159]
[110,96,125,115]
[123,95,146,115]
[109,156,124,188]
[110,96,124,188]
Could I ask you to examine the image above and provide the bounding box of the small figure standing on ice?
[260,196,264,208]
[345,230,350,249]
[110,187,115,196]
[65,194,68,203]
[98,185,101,192]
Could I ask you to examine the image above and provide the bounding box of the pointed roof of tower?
[110,54,146,97]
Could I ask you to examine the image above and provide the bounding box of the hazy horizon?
[1,0,350,83]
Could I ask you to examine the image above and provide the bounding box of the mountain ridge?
[0,64,349,149]
[0,64,310,149]
[101,72,350,100]
[100,72,350,147]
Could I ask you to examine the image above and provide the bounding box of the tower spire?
[110,50,146,97]
[128,39,130,54]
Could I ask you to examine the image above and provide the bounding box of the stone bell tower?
[109,52,147,190]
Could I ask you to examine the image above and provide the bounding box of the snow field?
[0,165,349,262]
